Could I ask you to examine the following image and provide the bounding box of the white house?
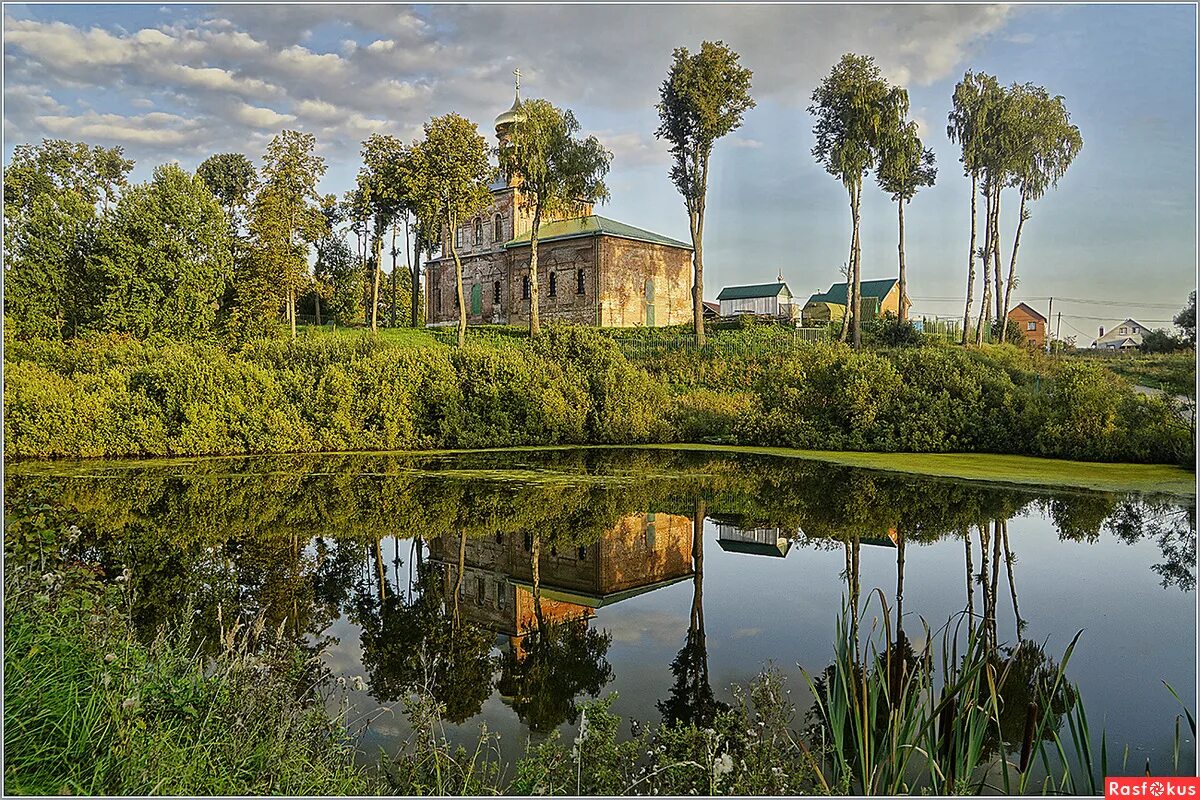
[1092,318,1147,350]
[716,279,795,318]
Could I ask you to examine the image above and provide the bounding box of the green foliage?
[86,164,233,340]
[3,524,374,796]
[1141,328,1192,355]
[196,152,258,232]
[1175,291,1196,343]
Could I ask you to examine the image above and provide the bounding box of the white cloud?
[231,102,295,129]
[33,110,201,147]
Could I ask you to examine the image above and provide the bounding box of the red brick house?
[1007,302,1048,348]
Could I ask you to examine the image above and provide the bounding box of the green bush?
[668,389,758,443]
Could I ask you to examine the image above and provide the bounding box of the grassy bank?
[4,325,1193,465]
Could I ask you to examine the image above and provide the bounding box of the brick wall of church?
[506,238,599,326]
[597,238,693,328]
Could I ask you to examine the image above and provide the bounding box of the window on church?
[548,272,557,297]
[577,269,585,295]
[474,218,482,246]
[455,227,463,249]
[494,214,503,241]
[494,281,502,305]
[522,275,530,300]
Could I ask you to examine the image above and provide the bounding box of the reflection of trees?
[495,618,613,732]
[659,499,728,728]
[1106,500,1197,592]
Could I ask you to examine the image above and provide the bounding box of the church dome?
[494,90,523,131]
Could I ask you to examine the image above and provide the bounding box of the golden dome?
[494,90,522,131]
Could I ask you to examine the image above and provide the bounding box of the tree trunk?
[975,181,993,346]
[840,187,855,344]
[315,291,321,327]
[1002,193,1028,338]
[453,530,466,628]
[449,215,466,347]
[390,223,399,328]
[964,528,975,632]
[851,182,863,350]
[896,528,905,636]
[992,186,1005,336]
[692,157,710,347]
[692,498,707,682]
[961,174,978,345]
[289,290,296,339]
[897,198,908,323]
[371,233,383,333]
[529,202,542,336]
[410,220,422,329]
[531,534,544,635]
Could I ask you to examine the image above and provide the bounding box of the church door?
[644,279,656,327]
[470,283,482,316]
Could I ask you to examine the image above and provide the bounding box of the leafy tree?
[84,164,233,339]
[498,99,611,336]
[409,114,494,347]
[358,135,411,332]
[811,54,903,348]
[656,40,755,346]
[997,84,1082,341]
[948,71,1004,345]
[876,119,936,322]
[314,234,361,325]
[196,153,258,235]
[242,131,327,340]
[1174,291,1195,344]
[1140,328,1189,354]
[3,140,133,338]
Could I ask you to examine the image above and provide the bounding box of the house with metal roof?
[716,280,795,318]
[801,277,908,324]
[1092,318,1147,350]
[1007,302,1048,349]
[424,78,694,329]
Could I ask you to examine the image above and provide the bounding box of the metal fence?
[614,326,832,360]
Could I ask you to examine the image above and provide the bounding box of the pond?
[5,447,1196,778]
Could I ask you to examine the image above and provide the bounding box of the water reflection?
[4,448,1194,767]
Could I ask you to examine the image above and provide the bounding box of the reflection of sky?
[324,508,1196,774]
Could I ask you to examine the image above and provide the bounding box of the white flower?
[351,676,365,691]
[713,752,734,778]
[336,676,347,689]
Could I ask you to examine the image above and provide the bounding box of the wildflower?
[351,675,365,691]
[104,653,117,664]
[101,673,111,688]
[67,525,82,543]
[336,675,347,689]
[121,697,139,711]
[41,572,56,586]
[713,752,734,778]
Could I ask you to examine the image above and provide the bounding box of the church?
[424,81,694,329]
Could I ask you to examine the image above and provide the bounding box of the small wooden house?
[802,278,907,324]
[1092,319,1147,350]
[1007,302,1048,348]
[717,282,795,318]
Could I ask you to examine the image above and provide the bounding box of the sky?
[3,3,1196,341]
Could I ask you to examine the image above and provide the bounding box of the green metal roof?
[504,215,692,250]
[506,574,693,608]
[806,278,898,306]
[717,282,792,301]
[717,538,792,558]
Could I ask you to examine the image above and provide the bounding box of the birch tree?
[498,99,611,336]
[409,114,494,347]
[876,118,936,323]
[656,40,754,346]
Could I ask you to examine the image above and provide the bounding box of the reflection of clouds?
[603,611,687,645]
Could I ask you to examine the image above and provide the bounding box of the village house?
[1092,318,1148,349]
[1007,302,1048,349]
[801,277,908,324]
[716,276,795,318]
[424,82,693,329]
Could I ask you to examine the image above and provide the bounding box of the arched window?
[494,214,503,241]
[474,218,482,246]
[548,272,557,297]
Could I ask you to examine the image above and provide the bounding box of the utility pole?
[1056,312,1062,342]
[1046,297,1053,353]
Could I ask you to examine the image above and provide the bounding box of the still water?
[6,447,1196,773]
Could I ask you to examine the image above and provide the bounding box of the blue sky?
[4,3,1195,338]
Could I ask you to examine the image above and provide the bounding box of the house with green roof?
[424,80,694,329]
[716,278,796,318]
[801,277,908,324]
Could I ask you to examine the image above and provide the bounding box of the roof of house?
[703,301,720,314]
[1009,302,1047,323]
[806,278,899,306]
[717,282,792,301]
[503,215,692,250]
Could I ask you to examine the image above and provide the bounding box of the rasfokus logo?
[1107,778,1200,798]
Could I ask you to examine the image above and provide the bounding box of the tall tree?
[811,53,900,349]
[876,118,937,323]
[499,99,612,336]
[1175,291,1196,344]
[997,84,1083,341]
[246,130,327,340]
[196,153,258,235]
[948,71,1004,345]
[656,40,755,346]
[3,139,133,338]
[358,135,409,333]
[85,164,232,339]
[408,114,494,347]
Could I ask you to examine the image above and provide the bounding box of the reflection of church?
[424,75,695,328]
[427,511,694,644]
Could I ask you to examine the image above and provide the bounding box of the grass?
[3,527,376,796]
[1066,350,1196,397]
[641,444,1198,498]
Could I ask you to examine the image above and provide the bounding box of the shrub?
[667,388,758,443]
